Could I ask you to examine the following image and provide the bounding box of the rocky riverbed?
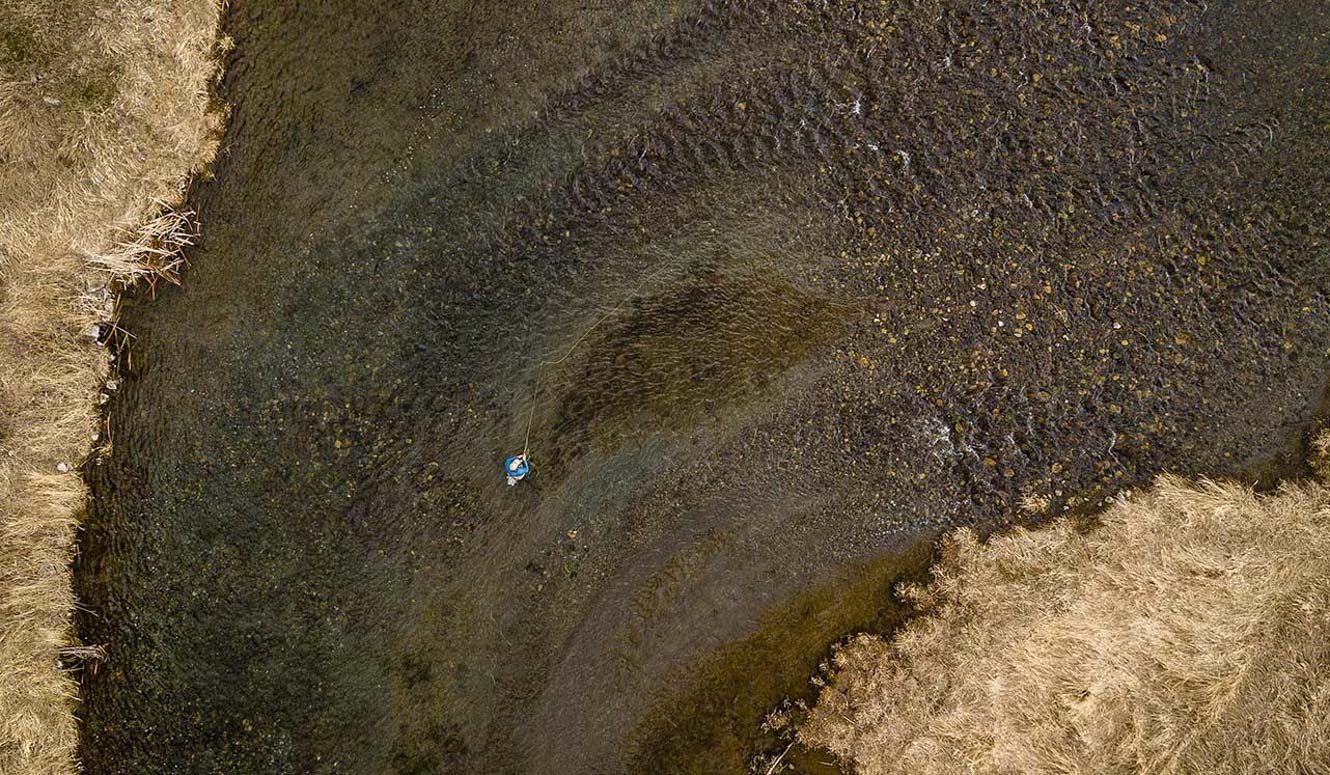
[75,0,1330,772]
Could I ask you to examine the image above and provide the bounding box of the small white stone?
[43,96,61,106]
[56,462,70,473]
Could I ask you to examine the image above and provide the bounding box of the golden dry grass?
[800,470,1330,775]
[0,2,224,771]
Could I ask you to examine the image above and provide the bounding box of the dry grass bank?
[0,2,224,771]
[800,469,1330,774]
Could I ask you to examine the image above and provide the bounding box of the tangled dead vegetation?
[79,203,198,292]
[0,1,225,771]
[801,441,1330,775]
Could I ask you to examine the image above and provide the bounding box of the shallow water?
[76,0,1330,772]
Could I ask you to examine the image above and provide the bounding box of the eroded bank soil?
[76,1,1330,772]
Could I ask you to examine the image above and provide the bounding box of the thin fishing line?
[521,261,676,458]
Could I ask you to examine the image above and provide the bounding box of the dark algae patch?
[546,265,846,464]
[74,0,1330,773]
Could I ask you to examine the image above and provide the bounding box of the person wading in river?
[504,453,529,486]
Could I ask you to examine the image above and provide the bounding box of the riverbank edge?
[799,430,1330,773]
[0,2,227,771]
